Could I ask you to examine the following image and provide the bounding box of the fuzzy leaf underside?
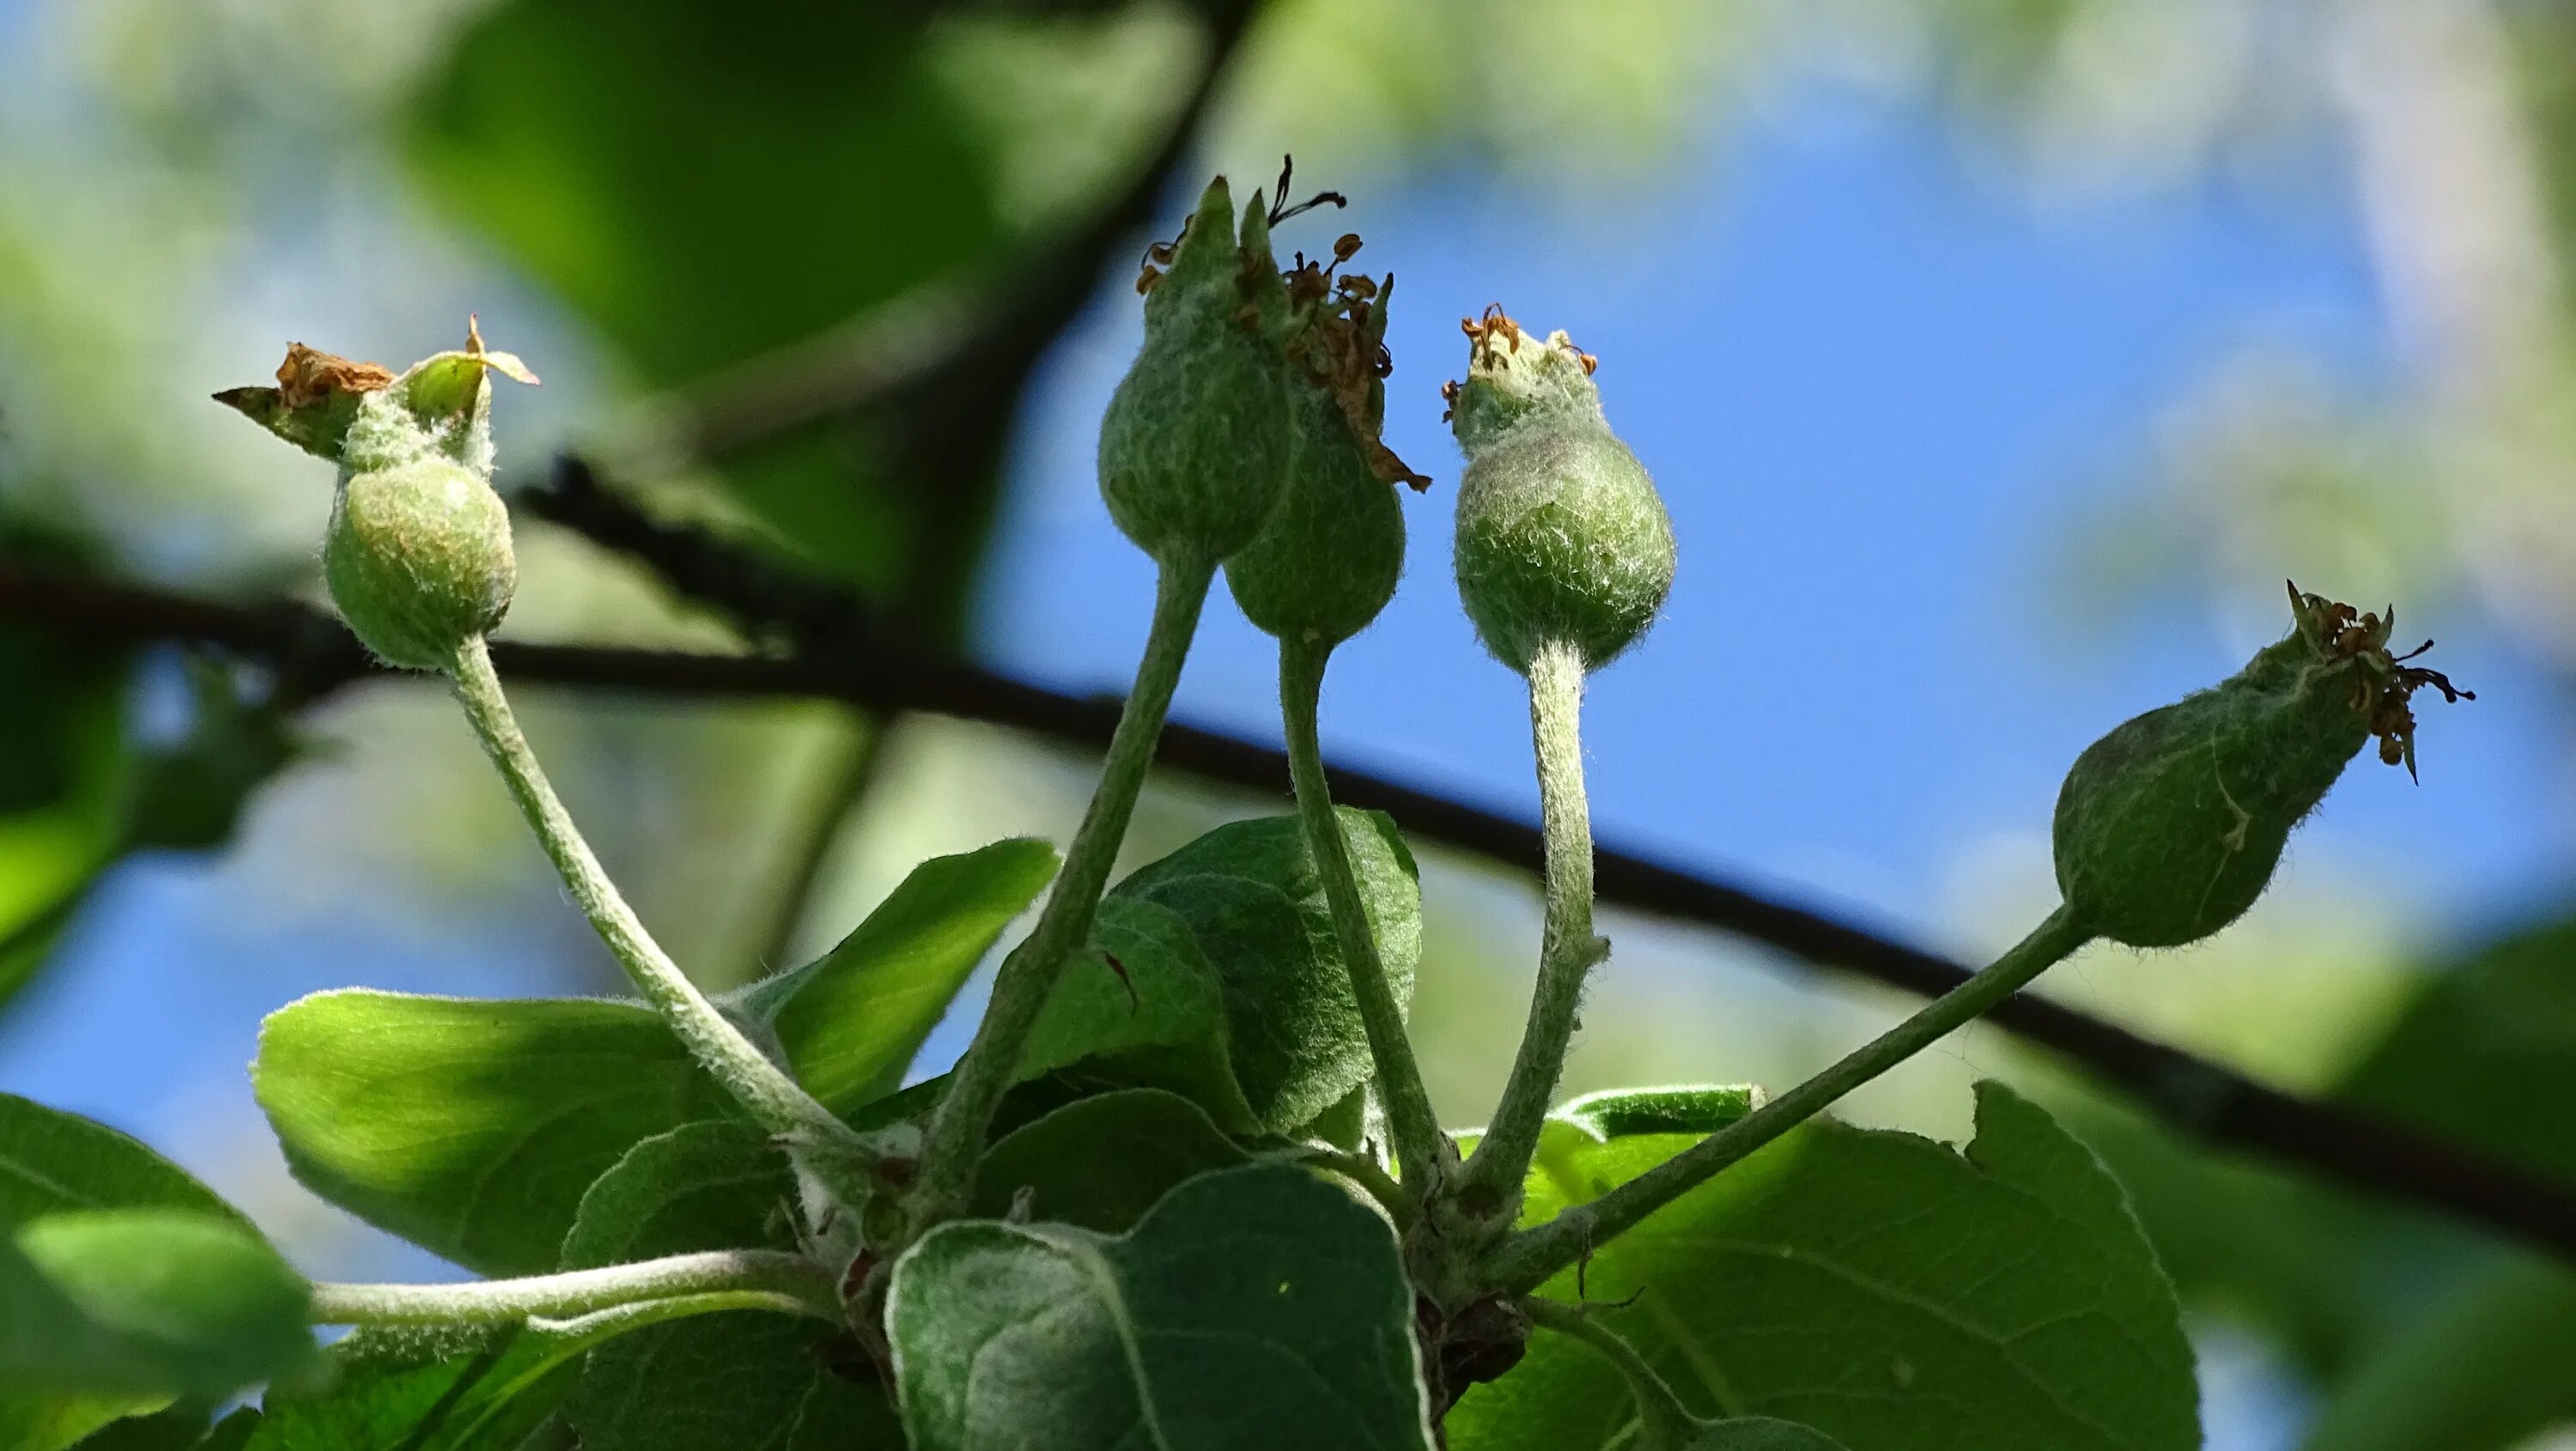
[887,1163,1432,1451]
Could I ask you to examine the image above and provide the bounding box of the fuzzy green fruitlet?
[219,321,537,671]
[1097,176,1297,570]
[322,456,516,671]
[1227,243,1425,647]
[1448,308,1674,675]
[2053,584,2471,948]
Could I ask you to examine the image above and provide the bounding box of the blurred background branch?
[7,554,2574,1272]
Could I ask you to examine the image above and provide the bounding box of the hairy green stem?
[912,557,1216,1225]
[1461,640,1603,1211]
[1265,1144,1417,1231]
[1520,1296,1699,1450]
[309,1249,840,1327]
[1278,636,1448,1192]
[1485,908,2093,1294]
[446,636,870,1169]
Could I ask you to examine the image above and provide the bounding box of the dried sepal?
[212,344,395,461]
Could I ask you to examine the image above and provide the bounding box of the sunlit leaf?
[254,841,1048,1274]
[3,1211,318,1399]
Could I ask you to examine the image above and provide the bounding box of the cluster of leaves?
[4,804,2205,1449]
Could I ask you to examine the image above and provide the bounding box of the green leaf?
[1552,1085,1759,1140]
[1453,1085,1759,1223]
[1018,895,1261,1132]
[559,1120,798,1272]
[0,647,302,1017]
[0,1096,254,1231]
[2040,1091,2391,1376]
[190,1411,258,1451]
[250,1323,580,1451]
[115,659,301,857]
[254,841,1049,1275]
[3,1211,319,1399]
[1298,1084,1370,1150]
[60,1405,212,1451]
[1447,1082,2196,1451]
[1681,1421,1851,1450]
[248,1327,560,1451]
[739,835,1056,1109]
[562,1120,896,1451]
[0,648,121,1015]
[969,1088,1251,1233]
[0,1393,166,1451]
[2256,912,2576,1448]
[887,1162,1433,1451]
[2340,911,2576,1187]
[0,1101,280,1445]
[254,989,739,1277]
[2299,1258,2576,1451]
[1106,810,1420,1132]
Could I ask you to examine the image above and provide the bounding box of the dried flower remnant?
[2293,586,2475,780]
[1279,228,1427,493]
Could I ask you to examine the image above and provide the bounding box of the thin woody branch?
[3,558,2572,1266]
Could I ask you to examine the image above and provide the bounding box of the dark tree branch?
[5,558,2574,1266]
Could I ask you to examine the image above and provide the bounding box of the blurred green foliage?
[407,0,1200,608]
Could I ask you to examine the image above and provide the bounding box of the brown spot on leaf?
[1103,950,1139,1012]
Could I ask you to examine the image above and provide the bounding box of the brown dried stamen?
[2287,581,2473,781]
[1272,203,1430,490]
[1265,154,1347,228]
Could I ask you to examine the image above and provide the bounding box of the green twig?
[1520,1296,1700,1450]
[1265,1143,1418,1231]
[1461,640,1604,1211]
[445,635,872,1172]
[1485,908,2094,1294]
[910,557,1217,1226]
[308,1249,840,1327]
[1278,636,1449,1192]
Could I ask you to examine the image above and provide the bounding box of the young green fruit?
[1227,252,1425,647]
[1448,309,1674,674]
[1097,176,1297,570]
[220,320,538,671]
[323,457,516,670]
[2053,585,2470,948]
